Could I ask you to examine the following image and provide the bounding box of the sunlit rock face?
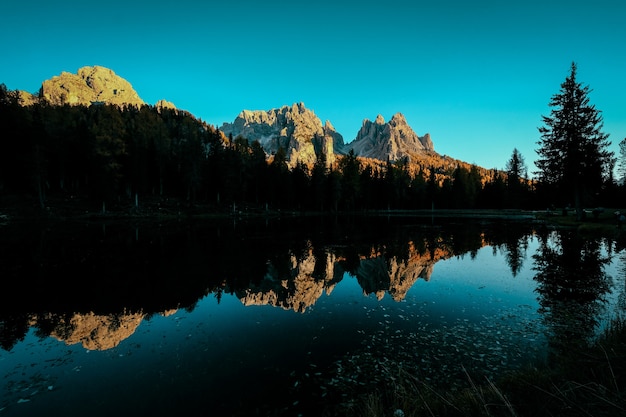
[155,99,176,111]
[39,66,145,107]
[345,113,434,162]
[356,241,454,301]
[48,311,145,351]
[219,102,343,168]
[15,90,38,106]
[238,246,341,313]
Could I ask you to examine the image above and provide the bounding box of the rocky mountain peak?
[345,112,435,162]
[155,99,176,111]
[219,102,343,167]
[17,65,175,111]
[40,65,145,107]
[390,112,406,124]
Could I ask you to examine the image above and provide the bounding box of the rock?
[155,99,176,110]
[219,102,341,168]
[39,65,145,107]
[345,112,435,162]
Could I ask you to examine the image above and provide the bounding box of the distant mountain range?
[14,66,490,177]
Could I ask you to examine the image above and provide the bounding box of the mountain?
[40,65,145,106]
[219,104,441,166]
[14,66,491,178]
[219,102,343,167]
[16,65,175,109]
[345,113,435,162]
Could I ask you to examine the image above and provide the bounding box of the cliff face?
[16,65,175,110]
[344,113,435,162]
[219,102,342,167]
[14,65,494,179]
[39,66,145,107]
[219,106,438,167]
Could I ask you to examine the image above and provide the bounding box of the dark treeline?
[1,84,623,215]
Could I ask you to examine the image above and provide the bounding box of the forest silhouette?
[1,81,623,217]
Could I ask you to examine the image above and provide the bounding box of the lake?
[1,214,624,416]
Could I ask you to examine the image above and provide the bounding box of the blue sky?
[2,0,625,174]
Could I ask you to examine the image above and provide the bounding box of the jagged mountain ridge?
[13,66,492,176]
[345,113,435,162]
[219,103,439,166]
[219,102,341,167]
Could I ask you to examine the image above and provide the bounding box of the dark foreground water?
[1,215,624,416]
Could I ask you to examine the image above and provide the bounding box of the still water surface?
[1,215,624,416]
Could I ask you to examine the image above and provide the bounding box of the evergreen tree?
[618,137,626,185]
[311,151,328,211]
[338,150,361,210]
[426,166,438,209]
[268,147,289,208]
[536,62,614,220]
[505,148,527,208]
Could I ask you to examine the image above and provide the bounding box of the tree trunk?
[574,183,583,221]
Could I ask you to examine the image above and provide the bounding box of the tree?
[310,151,328,211]
[338,149,361,210]
[536,62,614,220]
[506,148,527,184]
[618,137,626,185]
[505,148,527,208]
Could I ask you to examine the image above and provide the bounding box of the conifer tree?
[618,137,626,185]
[536,62,613,220]
[505,148,527,208]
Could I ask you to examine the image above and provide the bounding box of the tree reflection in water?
[532,229,613,357]
[1,216,624,416]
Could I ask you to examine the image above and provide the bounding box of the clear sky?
[2,0,625,174]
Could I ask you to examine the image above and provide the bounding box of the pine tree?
[536,62,613,220]
[618,137,626,185]
[505,148,527,208]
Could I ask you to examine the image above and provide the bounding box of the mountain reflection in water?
[1,215,624,416]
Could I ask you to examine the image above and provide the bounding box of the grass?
[328,316,626,417]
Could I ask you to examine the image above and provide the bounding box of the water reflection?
[1,217,622,353]
[0,216,624,416]
[0,217,536,350]
[532,229,614,355]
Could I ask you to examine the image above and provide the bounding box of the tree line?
[1,63,624,215]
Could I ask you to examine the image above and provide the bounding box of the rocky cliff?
[219,102,343,167]
[16,65,477,173]
[344,113,435,162]
[18,65,175,110]
[39,66,145,106]
[220,106,439,166]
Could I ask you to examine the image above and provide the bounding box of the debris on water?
[295,302,546,413]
